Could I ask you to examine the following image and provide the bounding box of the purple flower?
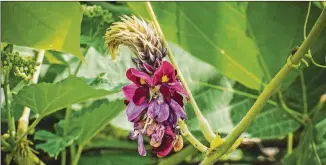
[122,61,187,157]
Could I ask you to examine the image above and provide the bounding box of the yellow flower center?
[140,78,146,85]
[161,75,169,83]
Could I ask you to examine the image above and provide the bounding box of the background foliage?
[1,1,325,165]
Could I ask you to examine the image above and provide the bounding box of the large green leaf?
[1,2,84,61]
[69,100,125,146]
[129,2,264,89]
[14,76,111,117]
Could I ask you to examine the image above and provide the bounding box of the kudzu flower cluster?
[106,16,187,158]
[1,50,39,81]
[81,4,113,25]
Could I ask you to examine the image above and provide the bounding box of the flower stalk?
[145,1,215,142]
[200,7,326,165]
[178,120,207,152]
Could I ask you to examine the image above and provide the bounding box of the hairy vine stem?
[17,50,45,139]
[201,7,326,165]
[145,1,215,142]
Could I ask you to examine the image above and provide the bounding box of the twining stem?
[287,132,293,155]
[17,50,45,138]
[201,7,326,165]
[145,1,215,142]
[299,71,308,115]
[304,1,311,39]
[178,120,208,152]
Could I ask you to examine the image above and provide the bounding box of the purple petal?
[157,102,170,122]
[137,134,147,156]
[168,111,178,128]
[147,100,159,119]
[169,100,186,120]
[126,101,148,121]
[122,84,138,101]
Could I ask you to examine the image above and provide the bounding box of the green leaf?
[14,76,111,117]
[69,100,125,146]
[129,2,264,89]
[1,2,84,61]
[34,127,81,158]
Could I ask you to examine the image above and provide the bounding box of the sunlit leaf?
[1,2,84,61]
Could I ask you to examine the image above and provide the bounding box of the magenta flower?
[122,61,187,157]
